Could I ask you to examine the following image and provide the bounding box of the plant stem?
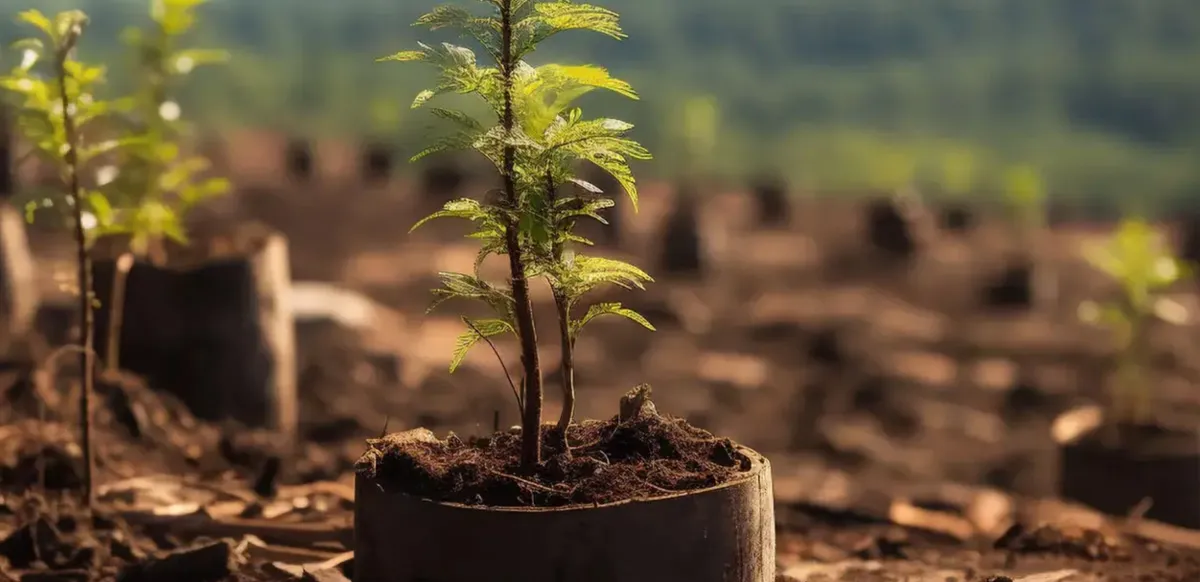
[104,253,134,373]
[500,0,543,471]
[544,171,576,441]
[58,53,96,509]
[554,298,575,435]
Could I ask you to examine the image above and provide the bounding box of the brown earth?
[7,132,1200,579]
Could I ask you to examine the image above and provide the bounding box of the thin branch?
[464,318,523,413]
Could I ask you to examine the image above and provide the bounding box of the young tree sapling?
[98,0,231,371]
[381,0,655,470]
[1,9,135,506]
[1078,218,1189,432]
[1002,164,1046,242]
[1000,163,1055,307]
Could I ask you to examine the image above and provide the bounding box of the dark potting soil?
[356,409,754,507]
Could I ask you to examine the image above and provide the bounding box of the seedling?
[99,0,230,371]
[939,148,976,201]
[1,9,134,506]
[1002,164,1045,241]
[1078,218,1188,429]
[382,0,654,470]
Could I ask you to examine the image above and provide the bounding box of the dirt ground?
[6,135,1200,580]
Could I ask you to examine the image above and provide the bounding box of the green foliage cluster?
[97,0,230,259]
[386,0,655,468]
[1079,219,1189,426]
[1,10,127,230]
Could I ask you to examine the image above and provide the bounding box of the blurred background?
[5,0,1200,212]
[4,0,1200,519]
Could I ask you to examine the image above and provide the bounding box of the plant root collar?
[357,412,753,508]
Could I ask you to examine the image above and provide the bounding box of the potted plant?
[354,2,775,581]
[1,8,133,506]
[1059,217,1199,528]
[981,163,1051,310]
[87,0,298,439]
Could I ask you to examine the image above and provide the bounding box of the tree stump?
[360,140,392,185]
[0,204,37,352]
[751,175,789,228]
[285,138,312,183]
[659,185,704,277]
[90,221,297,439]
[937,203,975,234]
[418,157,466,201]
[1178,211,1200,267]
[864,197,916,263]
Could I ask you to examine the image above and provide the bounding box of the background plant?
[937,148,976,202]
[98,0,230,259]
[0,8,131,506]
[1002,164,1046,241]
[1078,218,1189,429]
[385,0,655,470]
[94,0,230,372]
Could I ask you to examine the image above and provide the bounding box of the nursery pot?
[353,446,775,582]
[1058,419,1200,529]
[90,221,297,439]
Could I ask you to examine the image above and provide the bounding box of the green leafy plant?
[382,0,655,470]
[97,0,230,372]
[1002,164,1045,238]
[0,9,130,506]
[938,148,976,200]
[1078,218,1188,429]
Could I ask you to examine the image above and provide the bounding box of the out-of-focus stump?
[751,175,789,228]
[360,140,392,185]
[1177,212,1200,268]
[417,157,465,201]
[658,183,704,277]
[285,138,313,183]
[980,255,1052,312]
[0,204,37,352]
[864,196,916,264]
[937,202,974,234]
[91,221,297,440]
[0,110,37,352]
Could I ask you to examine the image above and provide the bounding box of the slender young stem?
[104,253,134,373]
[57,47,96,509]
[554,299,575,435]
[499,0,544,471]
[544,171,576,440]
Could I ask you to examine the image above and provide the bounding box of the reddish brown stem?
[57,46,96,509]
[554,298,575,436]
[500,0,543,472]
[544,171,575,441]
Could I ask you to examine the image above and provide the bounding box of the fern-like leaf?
[513,1,624,58]
[570,302,654,338]
[415,6,503,62]
[410,198,492,232]
[449,316,514,373]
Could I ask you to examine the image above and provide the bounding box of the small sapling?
[99,0,231,371]
[1002,164,1046,241]
[381,0,654,470]
[0,9,134,506]
[1078,218,1189,430]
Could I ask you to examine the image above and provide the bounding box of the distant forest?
[3,0,1200,210]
